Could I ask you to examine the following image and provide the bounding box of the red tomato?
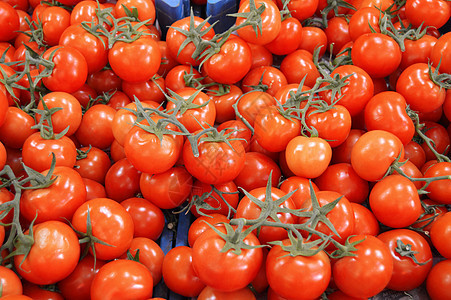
[351,202,380,236]
[235,90,276,127]
[348,7,381,41]
[280,50,320,87]
[71,198,134,260]
[405,0,450,29]
[189,180,238,217]
[241,65,287,96]
[114,0,156,24]
[75,146,111,184]
[424,162,451,204]
[333,235,393,298]
[265,17,303,55]
[426,259,451,300]
[420,121,450,161]
[104,158,141,202]
[120,197,165,240]
[266,238,331,300]
[276,0,319,21]
[279,176,320,209]
[140,166,193,209]
[430,212,451,259]
[0,107,37,149]
[90,259,153,300]
[431,31,451,74]
[0,2,19,42]
[285,136,332,178]
[197,286,256,300]
[187,213,230,247]
[14,221,80,285]
[192,224,263,292]
[0,265,22,297]
[298,26,328,58]
[162,246,205,297]
[378,229,433,291]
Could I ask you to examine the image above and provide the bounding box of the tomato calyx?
[428,60,451,90]
[278,0,293,22]
[410,201,446,232]
[329,235,365,259]
[394,239,431,266]
[268,230,330,257]
[318,0,356,27]
[180,185,238,218]
[243,69,270,93]
[76,145,92,161]
[377,12,417,52]
[227,0,267,37]
[19,18,48,49]
[31,99,70,140]
[71,208,114,268]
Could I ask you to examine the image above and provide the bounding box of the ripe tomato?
[162,246,205,297]
[122,77,165,104]
[120,197,165,240]
[235,0,281,45]
[266,238,331,300]
[325,17,351,55]
[420,121,450,161]
[348,7,381,41]
[104,158,141,202]
[58,255,106,300]
[426,259,451,300]
[351,202,380,236]
[14,221,80,285]
[0,107,37,149]
[0,265,23,297]
[0,2,19,42]
[276,0,318,21]
[279,176,320,209]
[71,198,134,260]
[280,50,320,87]
[235,90,276,127]
[378,229,433,291]
[430,212,451,259]
[191,224,263,292]
[114,0,156,24]
[285,136,332,178]
[351,130,404,181]
[189,180,238,217]
[90,259,153,300]
[187,213,230,247]
[298,26,328,58]
[207,84,243,124]
[431,31,451,74]
[333,235,393,298]
[400,34,438,70]
[405,0,450,29]
[264,17,303,55]
[20,166,87,224]
[109,37,161,83]
[140,166,193,209]
[424,162,451,204]
[75,146,111,184]
[197,286,256,300]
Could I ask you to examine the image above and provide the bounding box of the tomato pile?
[0,0,450,299]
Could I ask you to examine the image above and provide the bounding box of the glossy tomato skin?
[58,255,106,300]
[265,17,303,55]
[75,146,111,184]
[203,36,252,85]
[183,136,245,185]
[405,0,451,29]
[71,198,134,260]
[104,158,141,202]
[198,286,256,300]
[0,265,23,297]
[351,130,404,182]
[235,90,276,127]
[396,63,446,113]
[241,66,287,97]
[20,166,87,224]
[162,246,205,297]
[426,259,451,300]
[279,176,320,209]
[424,162,451,204]
[378,229,433,291]
[90,259,153,300]
[0,107,37,149]
[431,31,451,74]
[285,136,332,178]
[120,197,165,240]
[140,166,193,209]
[188,213,230,247]
[192,225,263,292]
[266,239,331,300]
[280,50,320,87]
[430,212,451,259]
[351,202,380,236]
[14,221,80,285]
[351,33,402,78]
[189,180,238,217]
[333,235,393,298]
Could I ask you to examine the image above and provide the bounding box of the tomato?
[22,281,64,300]
[306,104,352,148]
[122,77,165,104]
[234,152,282,192]
[157,40,179,77]
[430,211,451,259]
[114,0,156,24]
[0,265,22,297]
[405,0,450,29]
[364,91,415,145]
[315,163,369,204]
[0,2,19,42]
[41,46,88,94]
[59,24,108,74]
[426,259,451,300]
[400,34,438,70]
[58,255,106,300]
[91,259,153,300]
[298,26,328,58]
[20,166,87,224]
[333,235,393,298]
[206,84,243,124]
[140,166,192,209]
[248,42,274,68]
[120,197,165,240]
[236,186,297,244]
[431,31,451,74]
[403,141,426,170]
[332,129,365,164]
[191,224,263,292]
[166,87,216,132]
[203,36,253,85]
[279,176,319,209]
[351,33,402,78]
[396,63,446,113]
[276,0,318,21]
[87,69,122,94]
[162,246,205,297]
[166,16,215,66]
[424,162,451,204]
[110,139,126,162]
[183,132,245,185]
[189,180,238,217]
[325,17,352,55]
[188,214,230,247]
[121,237,164,285]
[37,6,70,47]
[198,286,256,300]
[351,130,404,181]
[265,17,303,55]
[348,7,381,41]
[241,65,287,96]
[420,121,450,161]
[36,92,83,137]
[75,146,111,184]
[351,202,380,236]
[104,158,141,202]
[280,50,320,87]
[0,295,32,300]
[235,0,281,45]
[14,221,80,285]
[0,107,37,149]
[253,106,301,152]
[71,197,134,260]
[235,90,276,127]
[285,136,332,178]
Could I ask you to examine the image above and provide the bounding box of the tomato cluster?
[0,0,450,299]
